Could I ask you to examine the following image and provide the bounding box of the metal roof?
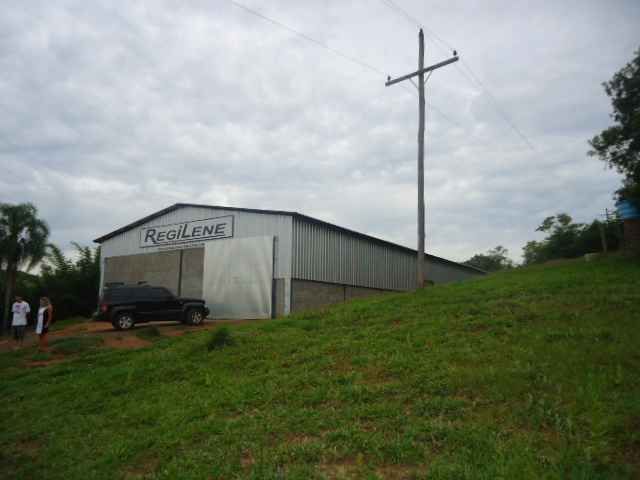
[93,203,485,274]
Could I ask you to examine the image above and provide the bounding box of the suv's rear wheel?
[113,312,134,330]
[186,308,204,326]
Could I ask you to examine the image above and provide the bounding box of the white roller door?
[202,236,274,319]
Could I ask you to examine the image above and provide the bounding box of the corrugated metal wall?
[292,218,415,291]
[292,217,484,290]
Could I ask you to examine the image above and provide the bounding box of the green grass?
[49,336,104,355]
[29,351,53,362]
[1,255,639,479]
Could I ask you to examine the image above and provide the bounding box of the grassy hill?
[1,255,639,479]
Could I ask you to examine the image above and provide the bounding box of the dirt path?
[0,317,264,353]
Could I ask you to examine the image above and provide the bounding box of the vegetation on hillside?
[1,255,638,479]
[1,202,101,327]
[463,245,514,272]
[0,202,49,331]
[465,212,621,269]
[522,213,621,265]
[39,243,101,320]
[589,47,640,205]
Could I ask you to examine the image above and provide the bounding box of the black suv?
[94,285,210,330]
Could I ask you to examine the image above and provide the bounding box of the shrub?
[136,326,162,341]
[207,327,235,351]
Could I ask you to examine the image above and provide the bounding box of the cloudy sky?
[1,0,638,263]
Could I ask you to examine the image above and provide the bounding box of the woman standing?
[36,297,53,351]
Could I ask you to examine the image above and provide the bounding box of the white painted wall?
[202,236,274,319]
[99,206,293,278]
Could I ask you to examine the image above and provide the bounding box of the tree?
[0,203,50,332]
[535,213,584,260]
[589,47,640,205]
[522,213,584,265]
[522,213,621,265]
[522,240,546,266]
[39,243,101,320]
[464,245,514,272]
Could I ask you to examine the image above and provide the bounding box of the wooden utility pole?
[385,29,459,288]
[417,29,426,289]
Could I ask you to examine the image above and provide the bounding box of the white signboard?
[140,216,233,248]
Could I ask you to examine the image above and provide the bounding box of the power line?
[378,0,536,151]
[456,60,536,150]
[229,0,495,151]
[381,0,456,53]
[380,0,420,29]
[386,88,499,149]
[428,103,497,150]
[229,0,384,76]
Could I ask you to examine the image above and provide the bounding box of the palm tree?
[0,203,49,333]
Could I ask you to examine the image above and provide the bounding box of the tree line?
[0,203,99,332]
[464,212,622,272]
[466,45,639,271]
[589,47,640,208]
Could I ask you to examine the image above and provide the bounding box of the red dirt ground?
[102,336,152,349]
[0,317,265,354]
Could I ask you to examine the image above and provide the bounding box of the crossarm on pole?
[385,55,459,87]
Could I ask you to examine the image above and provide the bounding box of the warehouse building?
[94,203,484,319]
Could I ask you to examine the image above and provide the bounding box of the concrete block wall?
[104,251,181,294]
[345,285,388,300]
[103,248,205,298]
[290,279,389,313]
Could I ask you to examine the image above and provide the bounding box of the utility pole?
[417,29,425,292]
[597,220,608,254]
[386,29,459,288]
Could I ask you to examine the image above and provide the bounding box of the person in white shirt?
[11,295,30,345]
[36,297,53,351]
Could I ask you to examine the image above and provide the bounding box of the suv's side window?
[132,288,151,300]
[148,288,174,300]
[105,288,135,301]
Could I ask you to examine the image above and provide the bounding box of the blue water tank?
[617,200,640,220]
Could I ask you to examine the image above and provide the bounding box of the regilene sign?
[140,216,233,248]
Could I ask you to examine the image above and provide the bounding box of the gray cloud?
[1,0,637,264]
